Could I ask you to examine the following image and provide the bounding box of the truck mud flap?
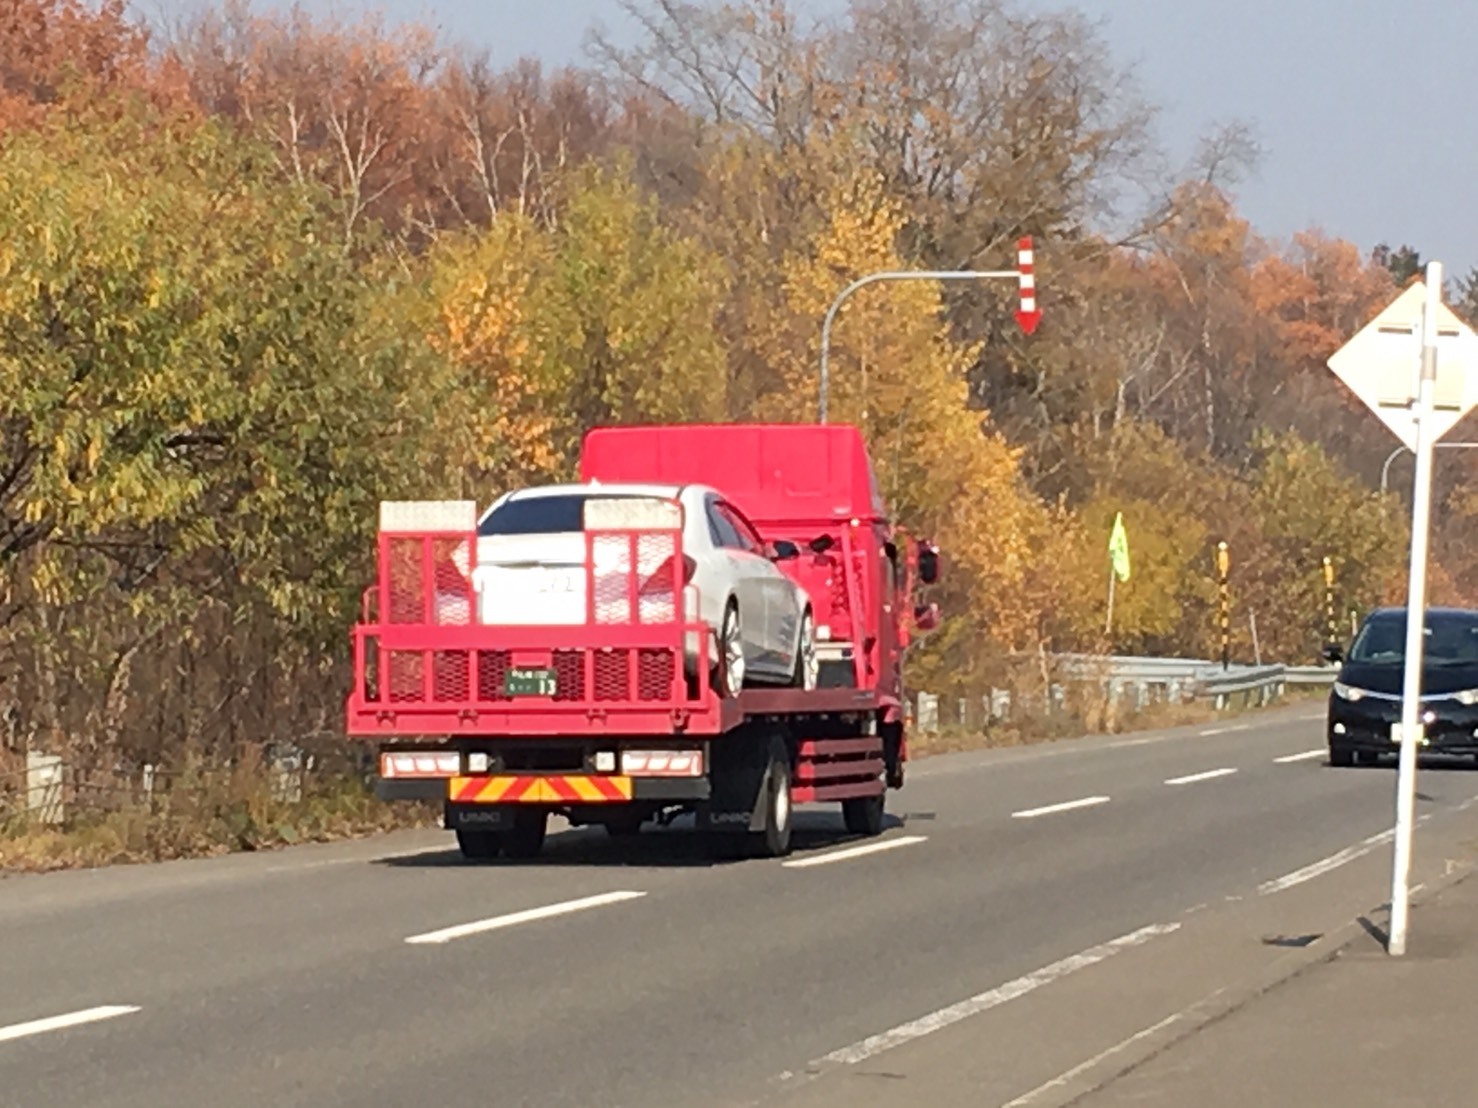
[443,803,516,831]
[698,725,782,833]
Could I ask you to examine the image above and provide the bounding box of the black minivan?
[1325,606,1478,766]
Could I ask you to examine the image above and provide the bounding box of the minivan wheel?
[1329,744,1354,768]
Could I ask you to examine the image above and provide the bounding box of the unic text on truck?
[344,423,943,861]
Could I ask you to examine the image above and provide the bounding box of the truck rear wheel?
[604,811,645,837]
[755,738,794,858]
[502,809,548,859]
[455,828,503,861]
[842,792,885,837]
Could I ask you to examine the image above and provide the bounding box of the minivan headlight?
[1453,689,1478,706]
[1333,681,1365,702]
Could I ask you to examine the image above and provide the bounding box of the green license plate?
[505,667,558,697]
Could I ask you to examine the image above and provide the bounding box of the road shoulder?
[767,792,1478,1108]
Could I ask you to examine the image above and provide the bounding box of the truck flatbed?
[349,683,882,739]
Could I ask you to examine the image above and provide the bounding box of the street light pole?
[1380,442,1478,494]
[818,270,1019,424]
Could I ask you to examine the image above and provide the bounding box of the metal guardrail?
[1048,653,1338,709]
[1052,653,1213,680]
[1283,665,1339,686]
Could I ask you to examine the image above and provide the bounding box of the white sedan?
[470,482,818,696]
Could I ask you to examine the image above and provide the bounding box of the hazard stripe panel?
[448,775,634,804]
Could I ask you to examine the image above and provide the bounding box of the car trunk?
[474,533,589,625]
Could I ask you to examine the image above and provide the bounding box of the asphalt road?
[4,701,1476,1108]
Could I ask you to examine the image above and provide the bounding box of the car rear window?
[478,495,589,536]
[478,493,680,536]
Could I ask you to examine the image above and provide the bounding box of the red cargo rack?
[347,500,742,737]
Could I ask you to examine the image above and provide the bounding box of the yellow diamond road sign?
[1326,280,1478,454]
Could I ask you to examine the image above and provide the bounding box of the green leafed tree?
[0,106,452,767]
[541,159,731,457]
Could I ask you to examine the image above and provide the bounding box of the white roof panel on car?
[506,482,687,500]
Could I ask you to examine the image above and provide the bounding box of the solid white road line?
[1258,830,1395,895]
[782,835,928,869]
[0,1006,140,1046]
[404,891,647,945]
[1260,808,1455,896]
[1274,749,1327,764]
[1011,796,1110,819]
[812,922,1180,1067]
[1199,723,1252,736]
[1164,767,1238,786]
[1000,1012,1183,1107]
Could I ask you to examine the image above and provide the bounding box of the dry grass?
[0,771,438,874]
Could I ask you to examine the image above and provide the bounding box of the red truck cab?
[581,423,941,779]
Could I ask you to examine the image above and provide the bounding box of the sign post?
[1326,261,1478,956]
[1388,268,1441,957]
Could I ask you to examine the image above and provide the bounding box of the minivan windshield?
[1348,611,1478,665]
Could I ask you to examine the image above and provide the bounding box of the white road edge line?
[0,1006,141,1046]
[782,835,928,869]
[1164,767,1238,786]
[811,922,1180,1068]
[1011,796,1110,819]
[1000,1012,1183,1107]
[1200,723,1252,736]
[1259,827,1402,895]
[1274,749,1327,764]
[404,891,647,945]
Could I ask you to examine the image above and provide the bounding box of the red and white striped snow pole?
[1014,236,1041,334]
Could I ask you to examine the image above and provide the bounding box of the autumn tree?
[168,0,438,241]
[747,170,1090,685]
[1241,432,1406,660]
[418,56,615,234]
[0,107,452,769]
[0,0,188,128]
[540,161,730,451]
[1371,242,1422,286]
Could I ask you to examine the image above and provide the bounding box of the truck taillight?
[380,752,460,778]
[639,554,697,595]
[620,749,704,777]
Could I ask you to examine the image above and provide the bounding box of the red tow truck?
[346,423,941,860]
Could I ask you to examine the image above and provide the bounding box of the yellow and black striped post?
[1217,541,1231,670]
[1322,556,1338,650]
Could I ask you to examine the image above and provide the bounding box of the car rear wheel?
[713,601,745,697]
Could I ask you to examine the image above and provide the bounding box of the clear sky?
[241,0,1478,274]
